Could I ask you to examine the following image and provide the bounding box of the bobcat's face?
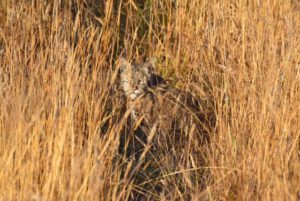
[118,57,156,100]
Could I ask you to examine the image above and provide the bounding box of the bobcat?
[117,57,214,200]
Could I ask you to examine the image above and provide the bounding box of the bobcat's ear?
[117,57,131,73]
[143,57,157,76]
[147,57,157,68]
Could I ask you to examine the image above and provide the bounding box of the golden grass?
[0,0,299,200]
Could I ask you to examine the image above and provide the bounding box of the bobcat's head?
[118,57,156,100]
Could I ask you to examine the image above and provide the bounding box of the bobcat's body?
[116,57,214,200]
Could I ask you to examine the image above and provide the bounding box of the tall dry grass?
[0,0,299,200]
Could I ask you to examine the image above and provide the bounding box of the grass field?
[0,0,299,200]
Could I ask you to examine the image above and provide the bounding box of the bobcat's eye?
[119,66,124,73]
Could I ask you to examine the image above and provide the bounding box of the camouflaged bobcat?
[117,57,214,200]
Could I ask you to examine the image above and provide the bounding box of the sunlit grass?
[0,0,299,200]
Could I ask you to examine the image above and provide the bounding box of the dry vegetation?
[0,0,299,200]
